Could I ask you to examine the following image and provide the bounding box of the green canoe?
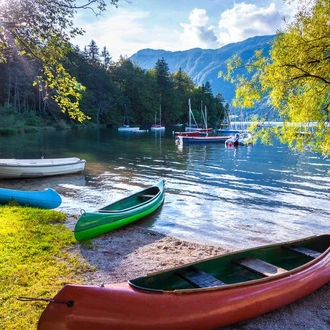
[74,180,165,241]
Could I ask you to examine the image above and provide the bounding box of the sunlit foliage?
[221,0,330,156]
[0,0,119,121]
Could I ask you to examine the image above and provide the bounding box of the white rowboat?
[0,157,86,179]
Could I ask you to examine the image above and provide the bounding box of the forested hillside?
[0,40,228,130]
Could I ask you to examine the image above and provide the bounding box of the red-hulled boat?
[37,234,330,330]
[174,131,199,137]
[196,127,213,135]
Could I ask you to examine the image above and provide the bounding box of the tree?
[172,68,196,123]
[86,40,100,66]
[153,58,174,124]
[100,46,113,71]
[221,0,330,156]
[0,0,120,122]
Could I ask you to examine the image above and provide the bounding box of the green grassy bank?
[0,205,90,329]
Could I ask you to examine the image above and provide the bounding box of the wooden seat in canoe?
[138,194,155,200]
[235,258,287,277]
[283,245,321,259]
[177,267,225,288]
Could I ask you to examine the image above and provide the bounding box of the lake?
[0,128,329,250]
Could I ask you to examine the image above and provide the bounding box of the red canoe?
[37,234,330,330]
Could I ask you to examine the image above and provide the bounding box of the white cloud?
[218,2,283,45]
[179,8,219,49]
[73,8,180,60]
[73,8,150,59]
[72,1,299,59]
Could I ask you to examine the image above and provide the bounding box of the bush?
[0,127,17,135]
[24,126,40,133]
[22,112,41,127]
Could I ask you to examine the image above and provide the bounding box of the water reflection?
[0,128,329,250]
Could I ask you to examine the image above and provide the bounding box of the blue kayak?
[0,187,62,209]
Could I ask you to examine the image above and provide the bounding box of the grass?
[0,205,92,329]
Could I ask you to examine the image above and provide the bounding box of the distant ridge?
[130,35,276,102]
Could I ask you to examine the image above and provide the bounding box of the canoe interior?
[129,234,330,292]
[99,186,161,213]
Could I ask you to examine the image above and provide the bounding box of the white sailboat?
[118,105,140,132]
[185,99,199,132]
[198,103,213,135]
[150,105,165,131]
[217,107,248,135]
[185,99,212,134]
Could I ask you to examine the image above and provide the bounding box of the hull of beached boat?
[0,187,61,209]
[74,180,165,241]
[0,157,86,179]
[38,234,330,329]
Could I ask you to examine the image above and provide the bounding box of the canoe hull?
[74,180,165,241]
[0,187,61,209]
[38,234,330,329]
[0,157,86,179]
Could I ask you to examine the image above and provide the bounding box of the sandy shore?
[68,216,330,330]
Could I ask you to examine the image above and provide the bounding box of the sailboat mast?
[205,106,208,130]
[188,99,191,128]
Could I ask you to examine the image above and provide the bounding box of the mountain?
[130,35,276,103]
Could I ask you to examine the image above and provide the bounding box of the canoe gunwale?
[98,187,161,214]
[75,192,164,231]
[128,234,330,294]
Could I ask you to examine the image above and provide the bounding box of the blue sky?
[74,0,298,60]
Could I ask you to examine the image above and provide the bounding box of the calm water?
[0,128,329,250]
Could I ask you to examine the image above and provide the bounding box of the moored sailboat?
[151,105,165,131]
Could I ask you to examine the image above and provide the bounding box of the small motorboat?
[0,187,61,209]
[225,132,253,147]
[37,233,330,329]
[74,180,165,241]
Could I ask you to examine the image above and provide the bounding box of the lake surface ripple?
[0,128,329,250]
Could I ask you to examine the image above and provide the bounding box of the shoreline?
[68,217,330,330]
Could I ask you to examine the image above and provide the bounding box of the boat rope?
[17,296,74,307]
[80,209,86,215]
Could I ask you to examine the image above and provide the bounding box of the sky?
[73,0,298,61]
